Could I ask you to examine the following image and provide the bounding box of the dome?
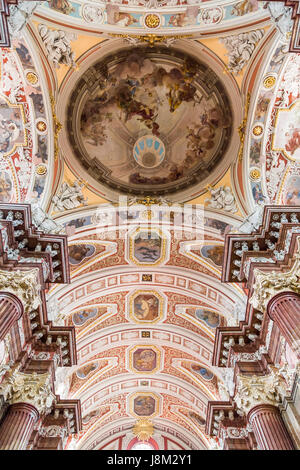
[67,45,233,200]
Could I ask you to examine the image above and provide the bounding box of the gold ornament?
[36,164,47,176]
[109,33,192,48]
[26,71,38,85]
[141,209,153,220]
[36,120,47,132]
[263,75,276,89]
[133,418,154,441]
[252,125,263,136]
[50,94,62,161]
[145,14,160,29]
[238,93,251,162]
[249,168,261,181]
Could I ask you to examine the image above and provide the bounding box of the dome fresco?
[1,0,298,452]
[67,46,233,198]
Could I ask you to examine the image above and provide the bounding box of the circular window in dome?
[133,135,165,169]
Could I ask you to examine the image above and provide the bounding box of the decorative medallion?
[35,164,47,176]
[141,209,154,220]
[25,70,39,85]
[252,124,263,137]
[249,167,261,182]
[128,345,162,374]
[81,4,104,24]
[263,75,276,89]
[36,120,47,133]
[144,14,161,29]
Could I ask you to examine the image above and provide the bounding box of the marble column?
[0,292,23,341]
[248,404,295,450]
[0,402,39,450]
[267,292,300,358]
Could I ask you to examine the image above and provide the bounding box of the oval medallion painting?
[68,46,232,199]
[191,364,214,381]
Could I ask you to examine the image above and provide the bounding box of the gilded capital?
[249,247,300,313]
[234,371,287,416]
[0,268,41,313]
[0,370,55,415]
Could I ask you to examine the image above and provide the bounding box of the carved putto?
[8,1,42,36]
[265,1,293,38]
[31,203,65,234]
[52,181,88,212]
[220,29,264,74]
[38,24,76,68]
[205,185,238,213]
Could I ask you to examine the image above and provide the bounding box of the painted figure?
[133,294,160,321]
[134,396,156,416]
[201,245,224,266]
[133,348,157,371]
[76,362,98,379]
[134,232,162,263]
[68,244,95,265]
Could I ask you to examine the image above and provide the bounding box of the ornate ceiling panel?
[36,0,269,35]
[245,36,300,210]
[48,206,246,448]
[0,38,53,205]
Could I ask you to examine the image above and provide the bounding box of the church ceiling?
[48,206,245,448]
[0,0,299,450]
[0,38,52,205]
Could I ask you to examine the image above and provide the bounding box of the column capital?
[234,370,287,416]
[0,370,55,415]
[0,268,41,313]
[249,247,300,313]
